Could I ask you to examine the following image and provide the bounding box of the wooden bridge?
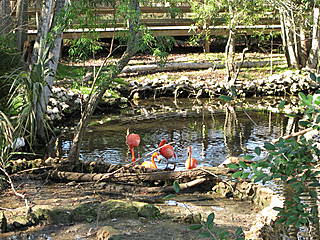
[26,6,281,41]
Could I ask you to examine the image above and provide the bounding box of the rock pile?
[48,70,319,122]
[47,86,81,121]
[251,70,319,96]
[124,70,320,99]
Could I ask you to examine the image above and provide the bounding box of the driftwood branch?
[271,127,313,144]
[157,177,208,193]
[0,166,30,212]
[96,177,210,195]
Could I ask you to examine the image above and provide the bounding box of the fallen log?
[95,177,210,195]
[146,177,209,193]
[8,158,124,174]
[121,60,286,74]
[48,167,229,183]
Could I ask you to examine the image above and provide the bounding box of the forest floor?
[0,177,260,240]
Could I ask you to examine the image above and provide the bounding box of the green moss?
[12,215,29,225]
[100,200,139,219]
[48,208,73,224]
[14,200,160,227]
[71,202,99,222]
[137,204,161,218]
[78,86,93,95]
[56,64,87,81]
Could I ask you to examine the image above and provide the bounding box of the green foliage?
[7,58,53,147]
[310,72,320,83]
[189,211,245,240]
[68,37,102,61]
[0,34,23,110]
[230,92,320,229]
[187,0,267,47]
[141,29,175,65]
[0,111,13,160]
[219,95,233,102]
[173,181,181,193]
[56,64,87,80]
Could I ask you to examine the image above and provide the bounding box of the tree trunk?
[300,25,310,67]
[31,0,67,141]
[282,10,300,69]
[0,0,13,34]
[307,7,320,70]
[68,0,141,164]
[15,0,28,52]
[225,28,236,83]
[31,0,55,65]
[290,9,302,68]
[280,11,291,66]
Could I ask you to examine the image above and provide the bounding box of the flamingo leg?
[130,147,136,163]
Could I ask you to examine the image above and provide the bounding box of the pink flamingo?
[126,133,140,163]
[185,146,198,170]
[158,139,176,161]
[141,152,160,169]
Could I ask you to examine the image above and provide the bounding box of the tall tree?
[15,0,28,52]
[30,0,68,141]
[307,6,320,69]
[67,0,142,163]
[270,0,320,70]
[0,0,12,34]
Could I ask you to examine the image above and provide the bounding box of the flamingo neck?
[159,140,167,147]
[186,157,191,169]
[151,155,157,168]
[186,147,193,169]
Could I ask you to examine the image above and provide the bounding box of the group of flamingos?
[126,133,198,170]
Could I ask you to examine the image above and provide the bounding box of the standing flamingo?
[158,139,176,161]
[185,146,198,170]
[126,133,140,163]
[141,152,160,169]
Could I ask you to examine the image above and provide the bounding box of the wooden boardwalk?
[27,25,281,40]
[26,6,280,41]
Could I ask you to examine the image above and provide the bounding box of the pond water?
[61,97,287,170]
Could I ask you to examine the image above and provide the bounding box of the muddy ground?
[0,176,259,239]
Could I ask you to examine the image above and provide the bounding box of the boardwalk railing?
[24,6,281,41]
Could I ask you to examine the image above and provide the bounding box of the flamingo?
[141,152,160,169]
[126,133,140,163]
[158,139,176,161]
[185,146,198,170]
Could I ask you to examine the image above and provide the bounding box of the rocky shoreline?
[49,69,318,122]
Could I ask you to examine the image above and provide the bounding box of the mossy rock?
[71,202,99,222]
[100,200,139,219]
[133,202,160,218]
[23,200,161,227]
[99,200,161,219]
[45,208,72,224]
[11,215,29,225]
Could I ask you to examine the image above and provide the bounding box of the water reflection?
[61,98,287,170]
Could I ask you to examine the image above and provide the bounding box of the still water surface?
[62,98,287,170]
